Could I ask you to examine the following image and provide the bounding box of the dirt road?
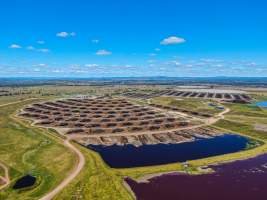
[12,98,229,199]
[39,138,85,200]
[0,98,39,107]
[0,99,85,199]
[0,162,10,190]
[204,107,230,125]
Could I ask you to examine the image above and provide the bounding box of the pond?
[255,101,267,110]
[208,103,224,110]
[125,153,267,200]
[88,134,249,168]
[13,175,36,189]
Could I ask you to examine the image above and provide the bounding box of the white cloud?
[125,64,133,68]
[149,53,157,56]
[85,64,99,67]
[73,70,87,73]
[195,62,206,66]
[56,32,76,38]
[214,64,224,67]
[147,60,157,63]
[200,58,222,63]
[246,62,257,67]
[56,32,68,37]
[92,39,99,43]
[155,48,160,51]
[32,63,47,67]
[37,40,45,44]
[52,69,63,73]
[96,49,112,56]
[27,46,50,53]
[37,63,47,67]
[160,36,186,45]
[37,48,50,53]
[69,64,81,69]
[27,46,35,50]
[172,61,182,66]
[9,44,22,49]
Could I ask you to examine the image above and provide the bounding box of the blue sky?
[0,0,267,77]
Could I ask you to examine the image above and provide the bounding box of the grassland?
[198,102,267,167]
[0,95,35,105]
[55,143,186,200]
[1,87,267,200]
[54,144,134,200]
[0,166,4,178]
[118,102,267,179]
[151,96,222,115]
[55,101,267,199]
[0,99,76,200]
[226,103,267,118]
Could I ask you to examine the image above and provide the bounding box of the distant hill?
[0,77,267,87]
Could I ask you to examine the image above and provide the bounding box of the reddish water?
[125,153,267,200]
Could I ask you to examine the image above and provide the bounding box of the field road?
[1,97,230,199]
[39,138,85,200]
[204,107,230,125]
[0,98,39,108]
[0,99,36,191]
[147,103,230,126]
[0,162,10,190]
[0,98,85,199]
[46,106,230,199]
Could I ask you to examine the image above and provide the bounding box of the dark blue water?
[88,134,249,168]
[255,101,267,109]
[13,175,36,189]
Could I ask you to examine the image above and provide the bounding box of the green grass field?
[1,89,267,200]
[54,144,186,200]
[55,102,267,200]
[0,99,76,200]
[0,166,4,178]
[151,96,222,115]
[54,144,134,200]
[226,103,267,118]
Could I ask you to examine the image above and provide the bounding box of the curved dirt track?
[39,138,85,200]
[12,98,230,200]
[0,162,10,190]
[204,107,230,125]
[0,98,85,199]
[39,101,230,200]
[0,99,38,190]
[0,98,39,108]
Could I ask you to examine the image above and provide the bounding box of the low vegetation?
[0,166,5,178]
[192,102,267,169]
[54,145,133,200]
[1,87,267,200]
[0,99,76,200]
[226,103,267,118]
[214,119,267,140]
[55,101,267,199]
[151,96,221,115]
